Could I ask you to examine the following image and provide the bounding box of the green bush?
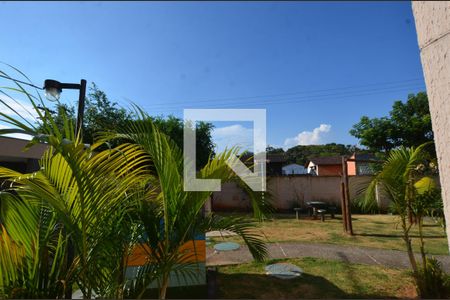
[416,257,450,298]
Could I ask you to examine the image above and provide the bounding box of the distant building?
[240,153,286,176]
[307,156,342,176]
[307,153,377,176]
[347,153,378,176]
[282,163,307,175]
[0,136,47,173]
[266,153,286,176]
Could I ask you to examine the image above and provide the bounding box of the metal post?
[342,156,353,235]
[65,79,86,299]
[340,181,348,232]
[75,79,87,140]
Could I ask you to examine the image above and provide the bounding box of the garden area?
[205,213,448,299]
[2,2,450,299]
[216,257,417,299]
[209,213,448,255]
[0,66,449,299]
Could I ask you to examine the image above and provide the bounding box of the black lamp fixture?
[43,79,87,139]
[0,74,87,140]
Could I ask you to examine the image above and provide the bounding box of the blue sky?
[0,1,425,152]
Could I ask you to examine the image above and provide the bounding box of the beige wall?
[213,175,378,212]
[412,2,450,250]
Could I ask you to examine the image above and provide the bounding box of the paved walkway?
[206,242,450,272]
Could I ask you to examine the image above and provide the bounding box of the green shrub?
[416,257,450,298]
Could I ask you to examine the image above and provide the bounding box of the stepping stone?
[265,263,303,279]
[214,242,240,251]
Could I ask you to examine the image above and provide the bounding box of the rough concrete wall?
[412,1,450,250]
[212,182,251,211]
[213,175,379,212]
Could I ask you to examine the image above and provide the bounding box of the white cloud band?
[284,124,331,149]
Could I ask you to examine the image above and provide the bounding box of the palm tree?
[0,69,269,299]
[0,186,68,298]
[360,143,439,292]
[0,72,150,298]
[102,109,269,299]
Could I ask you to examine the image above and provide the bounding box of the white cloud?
[0,124,32,140]
[212,124,253,153]
[0,95,37,140]
[0,94,39,121]
[284,124,331,149]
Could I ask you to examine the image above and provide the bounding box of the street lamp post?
[43,79,87,300]
[43,79,87,139]
[1,75,87,299]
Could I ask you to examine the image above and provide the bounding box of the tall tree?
[43,83,216,168]
[350,92,433,153]
[101,109,268,299]
[83,83,134,146]
[284,143,365,165]
[361,143,445,297]
[0,72,267,300]
[150,115,215,169]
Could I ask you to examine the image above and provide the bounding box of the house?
[307,153,377,176]
[347,153,378,176]
[0,136,47,173]
[307,156,342,176]
[266,153,286,176]
[240,153,286,176]
[282,163,307,175]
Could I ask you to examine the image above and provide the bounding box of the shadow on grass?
[215,270,401,299]
[216,272,346,299]
[134,285,207,299]
[328,216,359,221]
[337,251,368,298]
[355,233,446,239]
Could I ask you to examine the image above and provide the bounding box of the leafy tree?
[350,92,434,153]
[0,91,149,298]
[267,144,374,167]
[83,83,134,146]
[150,115,215,169]
[0,74,268,300]
[350,116,396,152]
[361,143,447,297]
[390,93,433,148]
[265,146,284,154]
[101,108,268,299]
[44,83,216,168]
[284,143,366,166]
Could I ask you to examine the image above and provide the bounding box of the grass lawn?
[216,257,417,299]
[212,213,448,255]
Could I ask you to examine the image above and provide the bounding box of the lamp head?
[43,79,62,102]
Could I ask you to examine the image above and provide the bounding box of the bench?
[306,201,337,221]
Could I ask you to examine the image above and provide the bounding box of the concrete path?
[206,230,237,237]
[206,242,450,272]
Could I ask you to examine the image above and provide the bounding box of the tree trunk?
[402,217,419,274]
[116,245,128,299]
[159,274,170,300]
[418,217,427,269]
